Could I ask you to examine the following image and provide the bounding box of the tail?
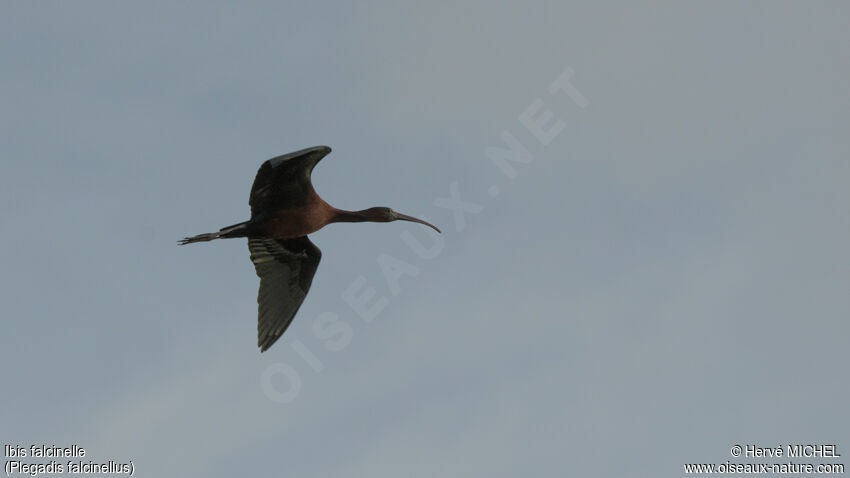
[178,221,249,245]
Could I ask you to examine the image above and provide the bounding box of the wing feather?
[249,146,331,217]
[248,236,322,352]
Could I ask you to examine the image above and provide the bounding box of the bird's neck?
[330,208,373,224]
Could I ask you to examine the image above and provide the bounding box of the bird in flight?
[179,146,440,352]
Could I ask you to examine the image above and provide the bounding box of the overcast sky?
[2,2,848,476]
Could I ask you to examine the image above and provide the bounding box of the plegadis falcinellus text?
[179,146,440,352]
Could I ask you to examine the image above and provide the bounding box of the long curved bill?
[393,212,441,233]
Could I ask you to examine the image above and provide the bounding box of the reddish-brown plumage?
[251,189,335,239]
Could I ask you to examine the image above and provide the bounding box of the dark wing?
[249,146,332,217]
[248,236,322,352]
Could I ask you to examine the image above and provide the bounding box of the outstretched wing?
[248,236,322,352]
[249,146,332,217]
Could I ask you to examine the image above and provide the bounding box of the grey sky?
[2,2,848,476]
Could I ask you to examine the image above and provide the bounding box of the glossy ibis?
[179,146,440,352]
